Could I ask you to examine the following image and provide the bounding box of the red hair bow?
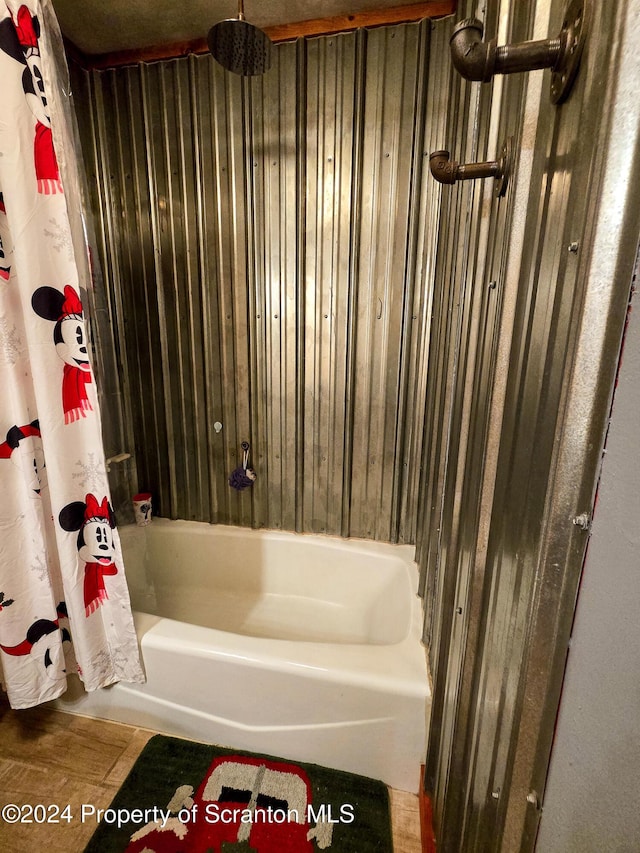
[14,5,38,50]
[84,494,110,524]
[59,285,83,320]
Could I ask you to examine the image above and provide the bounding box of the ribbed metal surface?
[417,1,640,851]
[69,4,639,848]
[71,21,437,541]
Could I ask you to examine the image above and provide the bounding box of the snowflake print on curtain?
[0,0,144,709]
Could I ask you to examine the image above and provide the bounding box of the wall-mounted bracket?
[450,0,588,104]
[429,137,513,197]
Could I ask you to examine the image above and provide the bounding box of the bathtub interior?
[120,519,414,645]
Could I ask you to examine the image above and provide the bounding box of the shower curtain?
[0,0,144,708]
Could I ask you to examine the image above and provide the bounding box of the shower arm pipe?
[450,18,562,81]
[429,138,512,197]
[449,0,588,104]
[429,151,500,182]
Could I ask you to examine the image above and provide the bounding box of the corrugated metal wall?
[417,0,640,850]
[67,4,640,848]
[70,20,441,541]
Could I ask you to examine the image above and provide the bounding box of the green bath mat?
[84,734,393,852]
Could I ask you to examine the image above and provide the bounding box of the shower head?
[207,0,272,76]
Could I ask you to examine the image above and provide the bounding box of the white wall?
[536,283,640,851]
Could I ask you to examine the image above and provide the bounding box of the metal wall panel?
[303,32,359,536]
[71,20,438,541]
[417,0,640,850]
[68,3,639,849]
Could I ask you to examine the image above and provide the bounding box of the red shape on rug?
[125,754,320,852]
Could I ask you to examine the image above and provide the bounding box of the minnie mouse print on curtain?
[0,0,144,708]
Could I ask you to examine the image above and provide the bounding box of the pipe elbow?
[449,18,496,82]
[429,151,458,185]
[429,137,512,196]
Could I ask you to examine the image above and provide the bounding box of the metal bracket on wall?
[429,137,513,197]
[449,0,588,104]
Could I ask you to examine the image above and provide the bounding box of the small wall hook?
[429,137,512,197]
[450,0,588,104]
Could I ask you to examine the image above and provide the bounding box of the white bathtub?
[54,518,430,792]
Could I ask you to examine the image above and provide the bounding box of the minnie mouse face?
[59,495,117,566]
[0,604,72,685]
[31,626,67,681]
[55,316,90,371]
[0,422,46,497]
[12,432,46,495]
[0,7,49,128]
[59,496,119,617]
[31,286,94,424]
[23,54,50,128]
[78,519,115,566]
[32,285,90,370]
